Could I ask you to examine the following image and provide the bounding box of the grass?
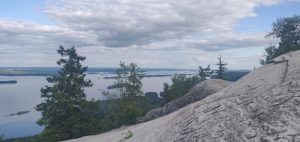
[124,130,133,140]
[119,130,133,142]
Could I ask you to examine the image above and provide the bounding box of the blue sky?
[0,0,51,24]
[0,0,299,69]
[236,1,300,33]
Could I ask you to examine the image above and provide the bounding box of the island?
[0,80,17,84]
[103,74,172,79]
[7,110,30,116]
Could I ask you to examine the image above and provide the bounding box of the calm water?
[0,73,175,139]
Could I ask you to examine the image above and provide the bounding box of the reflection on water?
[0,74,172,138]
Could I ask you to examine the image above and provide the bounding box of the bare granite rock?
[66,51,300,142]
[138,79,231,122]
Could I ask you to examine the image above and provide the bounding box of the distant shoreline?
[0,73,53,76]
[103,74,199,79]
[0,67,198,77]
[103,74,173,79]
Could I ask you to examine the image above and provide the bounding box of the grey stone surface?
[138,79,231,122]
[66,51,300,142]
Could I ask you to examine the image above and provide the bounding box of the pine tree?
[115,62,144,124]
[115,62,143,98]
[215,56,227,80]
[199,65,211,80]
[264,15,300,62]
[35,46,99,141]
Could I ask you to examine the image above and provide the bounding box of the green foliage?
[215,56,227,80]
[124,130,133,140]
[98,92,163,132]
[223,70,249,81]
[144,92,165,108]
[264,15,300,62]
[118,130,133,142]
[35,46,100,141]
[0,135,4,142]
[96,91,123,132]
[264,45,277,63]
[121,99,145,124]
[163,83,171,103]
[164,74,200,103]
[115,62,145,124]
[115,62,144,98]
[1,135,36,142]
[198,65,212,80]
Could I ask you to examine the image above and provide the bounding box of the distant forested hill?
[224,70,250,81]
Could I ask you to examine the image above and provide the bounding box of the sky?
[0,0,300,70]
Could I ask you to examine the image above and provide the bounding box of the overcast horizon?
[1,0,300,70]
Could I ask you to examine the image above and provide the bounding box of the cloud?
[182,32,277,51]
[0,18,98,50]
[44,0,279,48]
[1,0,281,51]
[0,0,294,68]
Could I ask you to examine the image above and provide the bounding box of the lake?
[0,71,193,139]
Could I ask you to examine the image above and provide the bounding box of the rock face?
[66,51,300,142]
[138,79,231,122]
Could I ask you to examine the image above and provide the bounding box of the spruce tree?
[35,46,99,141]
[215,56,227,80]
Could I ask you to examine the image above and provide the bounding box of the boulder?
[138,79,231,122]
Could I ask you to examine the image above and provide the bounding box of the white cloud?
[0,18,98,49]
[0,0,293,69]
[44,0,279,47]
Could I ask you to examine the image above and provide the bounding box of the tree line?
[30,45,228,141]
[163,56,227,103]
